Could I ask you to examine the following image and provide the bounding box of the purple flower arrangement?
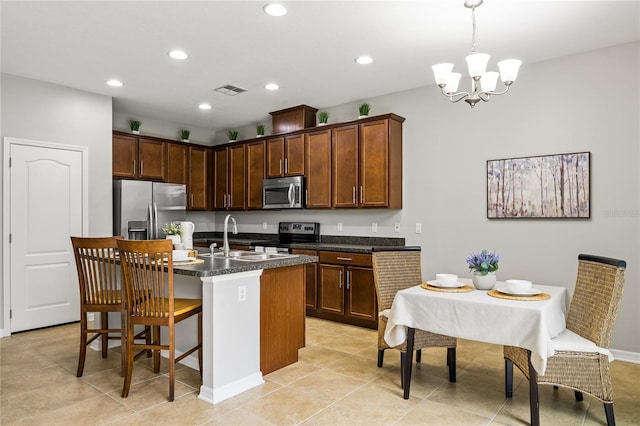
[466,250,500,276]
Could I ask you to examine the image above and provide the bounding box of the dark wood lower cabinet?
[292,249,318,310]
[308,251,378,329]
[260,265,306,375]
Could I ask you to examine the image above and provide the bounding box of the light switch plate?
[372,223,378,233]
[337,223,343,232]
[416,223,422,233]
[394,223,401,233]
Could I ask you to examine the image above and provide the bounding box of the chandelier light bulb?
[480,71,499,92]
[444,73,462,94]
[432,63,454,86]
[466,53,490,78]
[497,59,522,83]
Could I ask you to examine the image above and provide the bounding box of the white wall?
[214,42,640,354]
[113,110,217,146]
[0,73,113,332]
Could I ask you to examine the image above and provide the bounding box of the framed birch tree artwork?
[487,152,590,219]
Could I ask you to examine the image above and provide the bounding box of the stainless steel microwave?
[263,176,304,209]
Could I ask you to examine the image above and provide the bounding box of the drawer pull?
[336,257,352,261]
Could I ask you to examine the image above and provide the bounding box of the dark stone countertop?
[193,232,405,254]
[173,253,318,278]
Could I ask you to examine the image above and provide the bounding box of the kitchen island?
[171,252,317,404]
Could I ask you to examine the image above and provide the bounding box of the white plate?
[426,280,466,288]
[495,286,541,296]
[167,257,198,263]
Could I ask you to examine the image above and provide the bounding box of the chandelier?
[432,0,522,108]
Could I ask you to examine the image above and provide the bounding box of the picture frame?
[487,151,590,219]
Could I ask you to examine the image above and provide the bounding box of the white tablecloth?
[384,281,567,374]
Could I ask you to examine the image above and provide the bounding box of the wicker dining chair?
[372,247,457,383]
[71,236,150,377]
[504,254,626,426]
[117,238,203,402]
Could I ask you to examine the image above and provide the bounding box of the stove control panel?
[278,222,319,235]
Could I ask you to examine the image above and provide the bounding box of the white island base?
[197,270,265,404]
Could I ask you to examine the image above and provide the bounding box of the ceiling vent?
[213,84,247,96]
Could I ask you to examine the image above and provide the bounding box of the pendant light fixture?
[432,0,522,108]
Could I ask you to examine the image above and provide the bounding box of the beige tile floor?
[1,317,638,425]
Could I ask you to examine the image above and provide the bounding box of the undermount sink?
[199,251,296,261]
[234,253,297,262]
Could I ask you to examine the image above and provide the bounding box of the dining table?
[384,279,568,426]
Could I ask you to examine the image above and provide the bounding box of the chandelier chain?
[470,6,477,53]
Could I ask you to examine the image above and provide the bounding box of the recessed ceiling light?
[355,56,373,65]
[169,50,188,60]
[263,3,287,17]
[198,103,212,110]
[106,79,123,87]
[265,83,279,91]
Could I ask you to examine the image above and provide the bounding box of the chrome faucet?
[222,214,238,257]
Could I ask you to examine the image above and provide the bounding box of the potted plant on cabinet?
[317,111,329,125]
[256,124,265,137]
[358,103,370,119]
[180,129,190,142]
[227,130,239,142]
[129,119,142,134]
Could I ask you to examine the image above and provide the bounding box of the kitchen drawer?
[319,251,372,267]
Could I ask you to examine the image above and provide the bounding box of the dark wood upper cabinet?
[246,141,266,209]
[266,135,305,178]
[213,145,246,210]
[331,117,403,209]
[305,129,332,208]
[188,146,209,210]
[112,132,166,181]
[332,125,359,208]
[167,143,188,185]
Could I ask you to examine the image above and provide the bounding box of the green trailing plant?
[128,119,142,132]
[180,129,190,140]
[317,111,329,124]
[358,103,371,116]
[256,124,265,136]
[227,130,239,141]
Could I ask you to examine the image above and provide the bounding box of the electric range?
[251,222,320,253]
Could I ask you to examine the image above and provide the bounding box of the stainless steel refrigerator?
[113,180,186,240]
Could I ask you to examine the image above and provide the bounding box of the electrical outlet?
[394,222,401,233]
[337,223,343,232]
[262,222,267,230]
[415,223,422,234]
[238,286,247,302]
[372,223,378,233]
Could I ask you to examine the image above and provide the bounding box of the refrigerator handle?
[147,203,154,239]
[153,202,159,239]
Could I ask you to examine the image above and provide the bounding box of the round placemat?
[487,289,550,301]
[421,283,474,293]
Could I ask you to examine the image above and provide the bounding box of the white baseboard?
[611,348,640,364]
[198,372,264,404]
[0,328,9,337]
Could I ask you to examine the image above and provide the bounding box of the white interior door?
[7,139,87,332]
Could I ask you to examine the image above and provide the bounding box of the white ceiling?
[2,1,639,132]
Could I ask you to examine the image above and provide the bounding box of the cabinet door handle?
[339,270,343,288]
[284,158,288,174]
[190,193,194,208]
[336,257,352,261]
[223,194,227,208]
[360,186,363,204]
[133,160,136,175]
[140,161,144,176]
[228,193,232,208]
[279,159,282,175]
[352,186,356,204]
[346,271,351,290]
[305,189,308,205]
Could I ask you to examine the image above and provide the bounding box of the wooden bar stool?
[117,238,203,402]
[71,236,150,377]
